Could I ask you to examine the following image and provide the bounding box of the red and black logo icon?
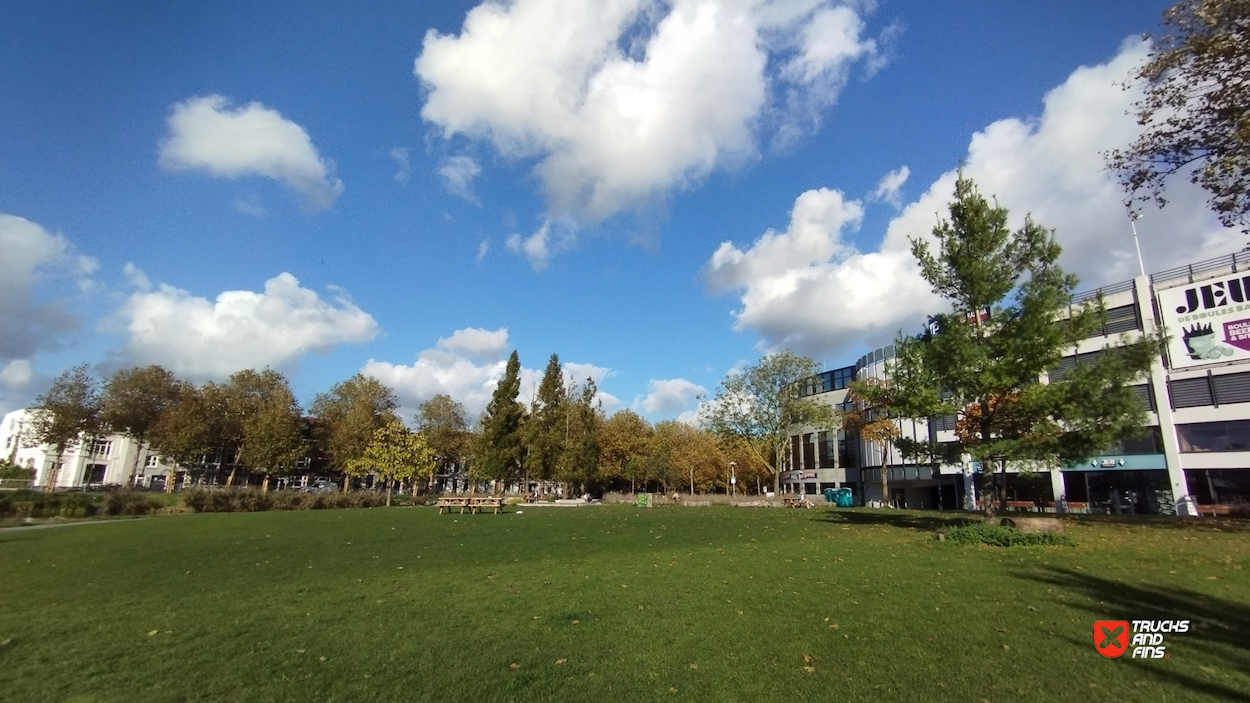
[1095,620,1129,658]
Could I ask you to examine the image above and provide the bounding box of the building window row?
[798,365,856,397]
[1169,371,1250,409]
[1177,420,1250,453]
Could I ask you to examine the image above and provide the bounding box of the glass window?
[1177,420,1250,452]
[1105,427,1163,455]
[92,440,112,457]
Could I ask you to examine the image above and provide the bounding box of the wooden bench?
[468,497,506,514]
[1006,500,1036,512]
[1198,504,1232,517]
[436,497,471,514]
[436,496,506,514]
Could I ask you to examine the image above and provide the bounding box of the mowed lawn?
[0,506,1247,703]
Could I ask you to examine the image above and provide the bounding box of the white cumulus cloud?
[160,95,344,211]
[416,0,884,237]
[635,377,707,417]
[116,270,378,379]
[0,214,97,361]
[436,327,510,360]
[707,38,1237,359]
[363,328,620,419]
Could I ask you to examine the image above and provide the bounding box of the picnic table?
[783,497,812,509]
[436,496,506,514]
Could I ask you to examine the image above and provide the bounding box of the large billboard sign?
[1157,270,1250,369]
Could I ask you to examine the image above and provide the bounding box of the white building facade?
[1,409,179,490]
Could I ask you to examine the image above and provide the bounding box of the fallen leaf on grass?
[572,620,580,625]
[1002,645,1010,651]
[0,639,10,646]
[1200,666,1216,674]
[556,658,568,665]
[147,630,158,636]
[509,663,520,671]
[296,649,305,654]
[689,664,698,670]
[829,623,839,630]
[319,657,327,662]
[803,666,816,673]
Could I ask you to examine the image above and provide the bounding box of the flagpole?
[1129,210,1146,278]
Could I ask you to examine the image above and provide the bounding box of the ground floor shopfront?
[784,460,1250,515]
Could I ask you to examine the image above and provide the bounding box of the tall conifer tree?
[476,351,524,492]
[524,354,566,491]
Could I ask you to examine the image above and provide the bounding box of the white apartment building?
[785,251,1250,517]
[1,409,179,490]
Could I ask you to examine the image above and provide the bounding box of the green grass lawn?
[0,505,1247,703]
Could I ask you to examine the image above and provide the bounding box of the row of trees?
[22,174,1167,511]
[21,351,783,498]
[471,352,773,496]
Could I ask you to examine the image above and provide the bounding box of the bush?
[944,523,1076,547]
[180,488,388,513]
[102,490,167,516]
[0,491,102,519]
[0,459,34,480]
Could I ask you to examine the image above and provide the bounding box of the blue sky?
[0,0,1237,423]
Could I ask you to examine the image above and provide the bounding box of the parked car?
[303,481,338,494]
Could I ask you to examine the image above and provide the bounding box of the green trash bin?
[833,488,853,508]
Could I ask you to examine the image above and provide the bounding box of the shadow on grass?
[810,508,975,532]
[1059,513,1250,532]
[813,507,1250,534]
[1020,565,1250,701]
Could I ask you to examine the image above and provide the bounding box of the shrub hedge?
[180,488,389,513]
[944,523,1076,547]
[0,490,103,519]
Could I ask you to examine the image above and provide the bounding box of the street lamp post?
[730,461,737,501]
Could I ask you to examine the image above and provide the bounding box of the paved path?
[2,518,147,531]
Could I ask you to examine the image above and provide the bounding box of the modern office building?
[783,251,1250,516]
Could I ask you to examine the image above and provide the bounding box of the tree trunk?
[226,466,236,487]
[386,479,392,507]
[262,475,270,493]
[129,436,145,488]
[997,458,1009,514]
[165,467,177,494]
